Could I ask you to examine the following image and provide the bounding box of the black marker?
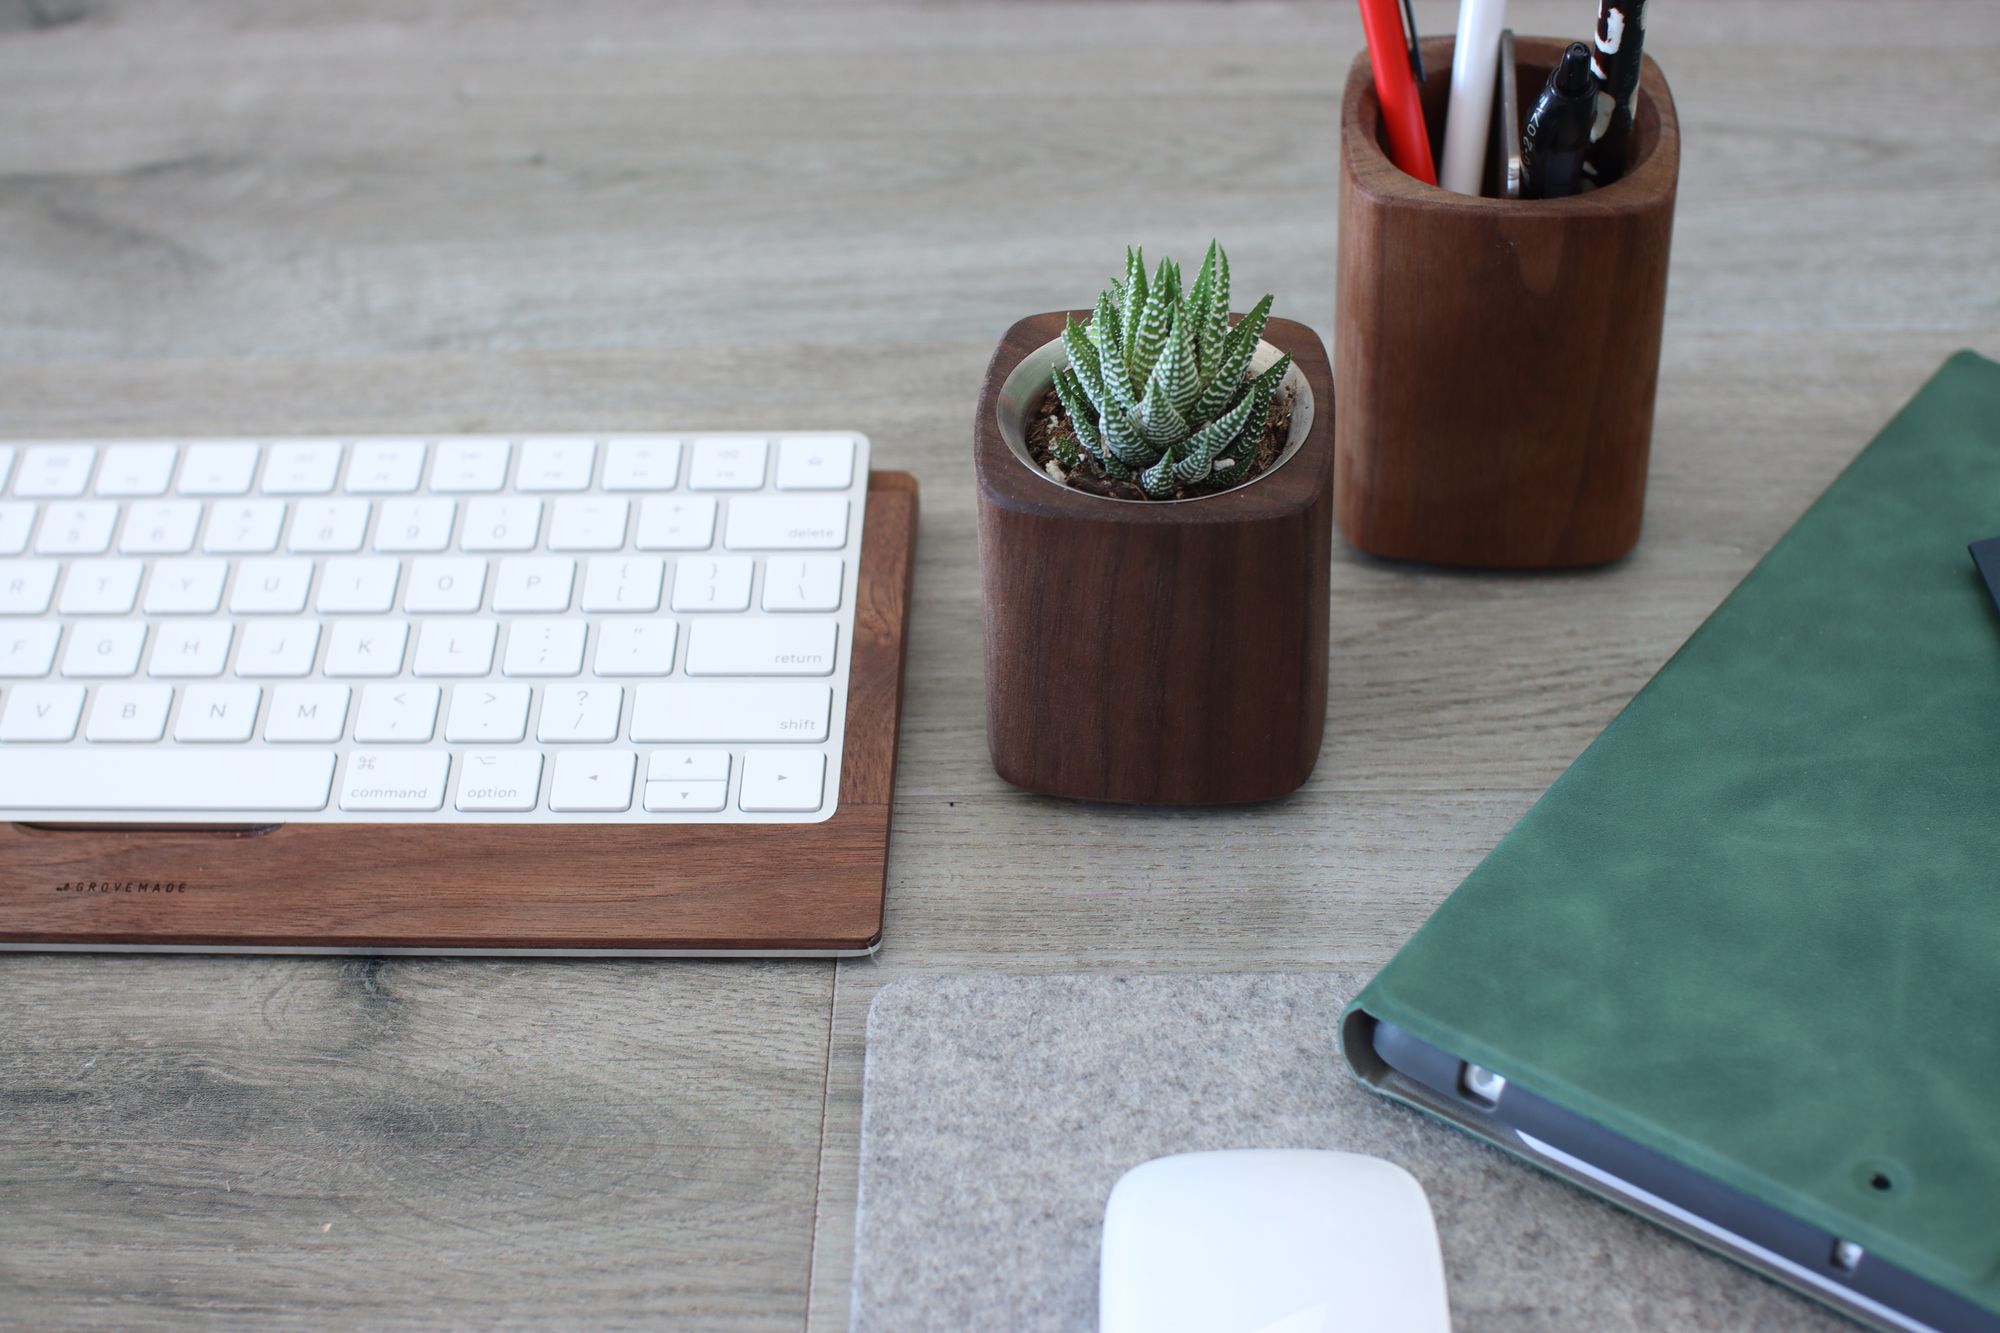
[1520,42,1598,200]
[1587,0,1649,185]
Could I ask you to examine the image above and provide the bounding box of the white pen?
[1438,0,1509,195]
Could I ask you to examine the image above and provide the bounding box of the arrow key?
[648,749,731,783]
[643,779,728,813]
[550,750,636,812]
[740,750,826,813]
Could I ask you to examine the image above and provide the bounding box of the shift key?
[630,682,830,742]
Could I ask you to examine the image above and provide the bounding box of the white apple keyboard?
[0,432,869,824]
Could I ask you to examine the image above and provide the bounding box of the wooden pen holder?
[1336,36,1679,568]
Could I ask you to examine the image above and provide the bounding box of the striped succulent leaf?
[1135,377,1189,447]
[1062,317,1109,413]
[1127,262,1177,388]
[1139,450,1178,498]
[1119,247,1148,355]
[1172,385,1259,482]
[1087,289,1123,367]
[1188,293,1273,425]
[1147,303,1202,420]
[1100,403,1162,470]
[1051,368,1106,464]
[1187,241,1231,377]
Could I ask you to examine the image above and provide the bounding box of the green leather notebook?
[1343,351,2000,1326]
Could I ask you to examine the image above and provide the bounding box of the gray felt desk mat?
[851,973,1848,1332]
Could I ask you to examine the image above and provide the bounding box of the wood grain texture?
[1337,36,1679,568]
[0,1,1993,1329]
[975,312,1333,805]
[0,474,915,955]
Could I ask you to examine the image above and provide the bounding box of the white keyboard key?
[315,556,401,614]
[725,496,849,551]
[142,557,228,614]
[502,618,587,677]
[265,684,350,742]
[15,444,95,498]
[288,498,371,553]
[174,683,262,742]
[630,682,830,743]
[0,683,88,740]
[0,503,33,555]
[235,620,321,678]
[739,749,827,812]
[594,619,677,677]
[230,557,314,614]
[536,682,623,743]
[354,683,440,743]
[492,556,574,613]
[85,684,173,742]
[686,619,837,677]
[374,498,456,552]
[0,446,14,490]
[456,751,543,812]
[405,556,488,612]
[119,500,202,554]
[179,443,261,496]
[688,437,767,491]
[670,556,753,613]
[0,560,59,615]
[148,621,233,678]
[444,683,531,743]
[548,749,636,812]
[324,620,410,677]
[345,440,427,494]
[581,556,664,613]
[761,556,844,612]
[430,439,510,493]
[547,496,629,551]
[36,501,118,555]
[96,443,177,497]
[62,622,147,678]
[602,438,682,491]
[202,498,287,553]
[262,441,343,495]
[649,749,730,782]
[643,780,728,813]
[339,750,449,812]
[58,559,144,615]
[0,748,333,812]
[460,498,542,552]
[413,619,498,677]
[635,496,718,551]
[776,436,857,491]
[0,623,61,677]
[515,438,596,492]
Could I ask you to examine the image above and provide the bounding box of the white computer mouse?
[1099,1149,1451,1333]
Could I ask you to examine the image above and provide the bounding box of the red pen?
[1357,0,1437,185]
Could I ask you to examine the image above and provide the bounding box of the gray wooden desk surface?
[1,0,1995,1327]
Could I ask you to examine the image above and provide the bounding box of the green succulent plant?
[1049,241,1291,499]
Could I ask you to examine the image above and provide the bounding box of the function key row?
[0,435,858,500]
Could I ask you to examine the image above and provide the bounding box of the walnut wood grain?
[1335,36,1680,568]
[0,472,918,955]
[974,312,1334,805]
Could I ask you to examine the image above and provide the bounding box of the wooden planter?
[1336,35,1680,568]
[974,312,1335,805]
